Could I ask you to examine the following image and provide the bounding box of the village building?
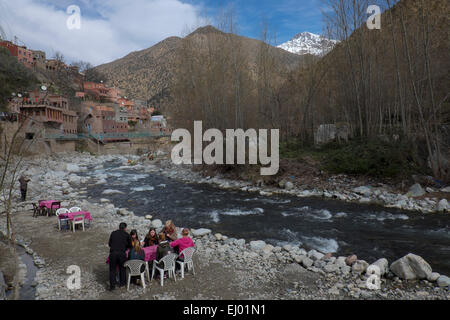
[0,40,34,68]
[32,50,46,70]
[80,103,128,141]
[16,90,78,139]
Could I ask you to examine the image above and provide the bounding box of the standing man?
[18,175,30,202]
[108,222,131,291]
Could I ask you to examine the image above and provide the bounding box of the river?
[82,159,450,275]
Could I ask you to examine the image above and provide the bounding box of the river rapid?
[82,159,450,275]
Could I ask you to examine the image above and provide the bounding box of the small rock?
[324,264,339,273]
[250,240,266,252]
[345,255,358,266]
[308,250,324,261]
[437,199,449,212]
[301,257,313,268]
[214,233,223,241]
[352,260,369,274]
[427,272,440,282]
[145,215,152,220]
[285,182,294,190]
[437,275,450,287]
[353,186,372,197]
[407,184,425,197]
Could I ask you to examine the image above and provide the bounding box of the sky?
[0,0,330,66]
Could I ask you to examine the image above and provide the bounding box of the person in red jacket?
[170,228,194,261]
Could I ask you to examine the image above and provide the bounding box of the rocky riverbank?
[150,156,449,215]
[0,152,448,300]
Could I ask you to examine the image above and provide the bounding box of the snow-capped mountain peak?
[278,32,338,56]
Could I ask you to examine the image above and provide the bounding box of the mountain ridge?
[278,32,338,56]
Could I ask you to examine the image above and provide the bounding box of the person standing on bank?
[18,175,30,202]
[108,222,132,291]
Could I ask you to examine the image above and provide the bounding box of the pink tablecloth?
[142,245,158,262]
[106,245,158,264]
[39,200,61,209]
[59,211,92,221]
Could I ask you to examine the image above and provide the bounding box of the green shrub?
[322,139,420,178]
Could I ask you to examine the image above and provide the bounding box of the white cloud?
[0,0,204,65]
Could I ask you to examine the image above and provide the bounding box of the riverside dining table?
[39,200,61,216]
[58,211,93,222]
[106,245,158,264]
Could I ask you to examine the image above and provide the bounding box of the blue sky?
[0,0,329,65]
[191,0,328,43]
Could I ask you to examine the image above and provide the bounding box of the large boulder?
[250,240,266,252]
[192,228,212,237]
[390,254,432,280]
[151,219,163,229]
[371,258,389,276]
[407,184,425,197]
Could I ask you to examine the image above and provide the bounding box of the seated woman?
[128,230,145,285]
[155,233,172,269]
[143,228,159,247]
[129,230,145,261]
[170,228,194,261]
[162,220,178,243]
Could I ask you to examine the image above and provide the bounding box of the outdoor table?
[106,245,158,264]
[39,200,61,216]
[58,211,93,222]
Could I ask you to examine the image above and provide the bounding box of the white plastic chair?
[176,247,196,279]
[71,214,85,232]
[123,260,147,291]
[69,207,90,227]
[151,253,178,287]
[56,208,70,231]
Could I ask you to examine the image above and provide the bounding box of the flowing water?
[83,160,450,275]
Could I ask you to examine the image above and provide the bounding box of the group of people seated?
[108,219,195,291]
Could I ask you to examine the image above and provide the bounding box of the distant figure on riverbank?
[162,220,178,242]
[108,223,132,291]
[143,228,159,247]
[18,175,30,202]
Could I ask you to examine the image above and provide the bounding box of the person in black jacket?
[156,233,172,269]
[108,222,132,291]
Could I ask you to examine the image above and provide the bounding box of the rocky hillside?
[94,26,303,103]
